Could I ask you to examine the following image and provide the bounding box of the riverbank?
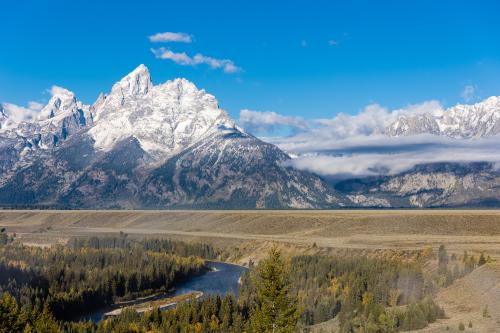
[103,291,203,318]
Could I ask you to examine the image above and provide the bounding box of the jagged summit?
[88,64,236,158]
[386,95,500,138]
[109,64,153,103]
[2,65,235,154]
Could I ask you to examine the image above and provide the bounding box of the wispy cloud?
[461,84,478,102]
[149,32,192,43]
[300,40,308,48]
[151,48,192,65]
[328,40,338,46]
[27,101,43,111]
[239,109,308,135]
[151,47,241,73]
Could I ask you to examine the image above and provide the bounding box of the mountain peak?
[111,64,153,101]
[89,68,236,158]
[155,77,204,97]
[39,86,78,120]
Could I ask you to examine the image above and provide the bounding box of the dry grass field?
[2,209,500,331]
[3,209,500,256]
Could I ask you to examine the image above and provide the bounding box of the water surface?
[80,261,247,323]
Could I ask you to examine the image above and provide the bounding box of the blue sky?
[1,0,500,122]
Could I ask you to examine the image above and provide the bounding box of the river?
[79,261,248,323]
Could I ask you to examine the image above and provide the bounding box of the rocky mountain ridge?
[386,96,500,138]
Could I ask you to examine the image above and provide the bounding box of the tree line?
[0,241,206,321]
[69,234,219,259]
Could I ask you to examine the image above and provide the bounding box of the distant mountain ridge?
[386,96,500,138]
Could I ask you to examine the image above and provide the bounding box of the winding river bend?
[80,261,248,323]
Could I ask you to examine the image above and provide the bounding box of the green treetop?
[251,247,300,333]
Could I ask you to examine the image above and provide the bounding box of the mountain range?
[1,64,499,209]
[0,65,343,209]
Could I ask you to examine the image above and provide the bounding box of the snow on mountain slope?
[137,130,343,209]
[89,64,237,159]
[0,105,7,130]
[386,96,500,138]
[35,87,93,147]
[0,86,92,150]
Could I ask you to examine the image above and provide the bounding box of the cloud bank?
[281,135,500,178]
[242,100,500,178]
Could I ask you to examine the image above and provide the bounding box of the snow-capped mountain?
[386,96,500,138]
[0,65,345,209]
[89,64,236,160]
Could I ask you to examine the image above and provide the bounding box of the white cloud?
[192,54,241,73]
[239,109,308,135]
[49,85,73,96]
[328,40,338,46]
[394,100,444,117]
[283,136,500,177]
[238,100,442,143]
[271,100,443,148]
[313,104,393,138]
[149,32,192,43]
[27,101,43,111]
[151,48,241,73]
[461,85,477,102]
[2,102,40,125]
[151,48,193,65]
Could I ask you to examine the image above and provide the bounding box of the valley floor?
[3,209,500,332]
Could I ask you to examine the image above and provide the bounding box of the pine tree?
[0,292,26,333]
[250,247,300,333]
[33,303,61,333]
